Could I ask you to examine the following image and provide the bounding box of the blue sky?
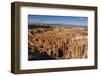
[28,15,88,26]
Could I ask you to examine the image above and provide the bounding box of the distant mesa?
[29,23,87,30]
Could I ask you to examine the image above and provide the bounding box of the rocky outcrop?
[28,28,88,60]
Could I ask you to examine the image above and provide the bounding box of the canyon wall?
[28,28,88,60]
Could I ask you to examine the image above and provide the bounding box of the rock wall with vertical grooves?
[28,27,88,60]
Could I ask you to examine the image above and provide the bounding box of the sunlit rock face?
[28,27,88,60]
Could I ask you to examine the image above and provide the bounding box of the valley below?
[28,24,88,60]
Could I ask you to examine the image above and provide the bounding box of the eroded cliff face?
[28,28,88,60]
